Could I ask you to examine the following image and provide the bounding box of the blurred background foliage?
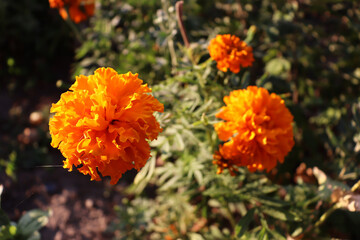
[1,0,360,239]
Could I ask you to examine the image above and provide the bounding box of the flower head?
[49,0,65,8]
[212,151,238,176]
[49,67,164,184]
[214,86,294,173]
[208,34,254,73]
[49,0,94,23]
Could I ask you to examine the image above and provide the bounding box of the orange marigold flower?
[208,34,254,74]
[49,0,95,23]
[212,151,238,176]
[49,67,164,184]
[49,0,65,8]
[214,86,294,173]
[68,4,88,23]
[58,7,68,20]
[68,0,95,23]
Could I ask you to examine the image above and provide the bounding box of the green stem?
[313,202,341,229]
[221,198,236,230]
[351,179,360,192]
[168,37,178,70]
[206,126,215,152]
[65,8,84,43]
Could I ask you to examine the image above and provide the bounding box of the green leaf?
[257,227,268,240]
[159,175,180,191]
[262,207,301,222]
[203,187,242,198]
[174,132,185,151]
[265,58,291,76]
[0,225,16,240]
[267,229,286,240]
[9,225,16,236]
[28,231,41,240]
[313,167,350,200]
[209,225,224,238]
[17,209,50,238]
[235,208,255,238]
[291,227,303,238]
[253,196,290,208]
[188,232,205,240]
[244,25,257,44]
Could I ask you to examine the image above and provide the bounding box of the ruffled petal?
[49,67,163,184]
[208,34,254,73]
[214,86,294,174]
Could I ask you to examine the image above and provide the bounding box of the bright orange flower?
[208,34,254,73]
[212,151,238,176]
[214,86,294,173]
[69,0,95,23]
[49,0,94,23]
[49,67,164,184]
[68,4,88,23]
[49,0,65,8]
[58,8,68,20]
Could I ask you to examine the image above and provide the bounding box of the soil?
[0,167,130,239]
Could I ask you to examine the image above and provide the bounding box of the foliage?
[0,185,51,240]
[1,0,360,239]
[103,0,360,239]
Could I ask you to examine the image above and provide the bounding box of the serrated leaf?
[235,208,255,238]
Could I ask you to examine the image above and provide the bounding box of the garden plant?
[1,0,360,239]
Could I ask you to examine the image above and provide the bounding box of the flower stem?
[313,202,341,229]
[351,179,360,192]
[175,1,189,48]
[65,8,84,43]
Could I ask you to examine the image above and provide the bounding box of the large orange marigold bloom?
[49,67,164,184]
[49,0,95,23]
[214,86,294,173]
[208,34,254,74]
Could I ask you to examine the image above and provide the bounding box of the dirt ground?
[0,167,131,239]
